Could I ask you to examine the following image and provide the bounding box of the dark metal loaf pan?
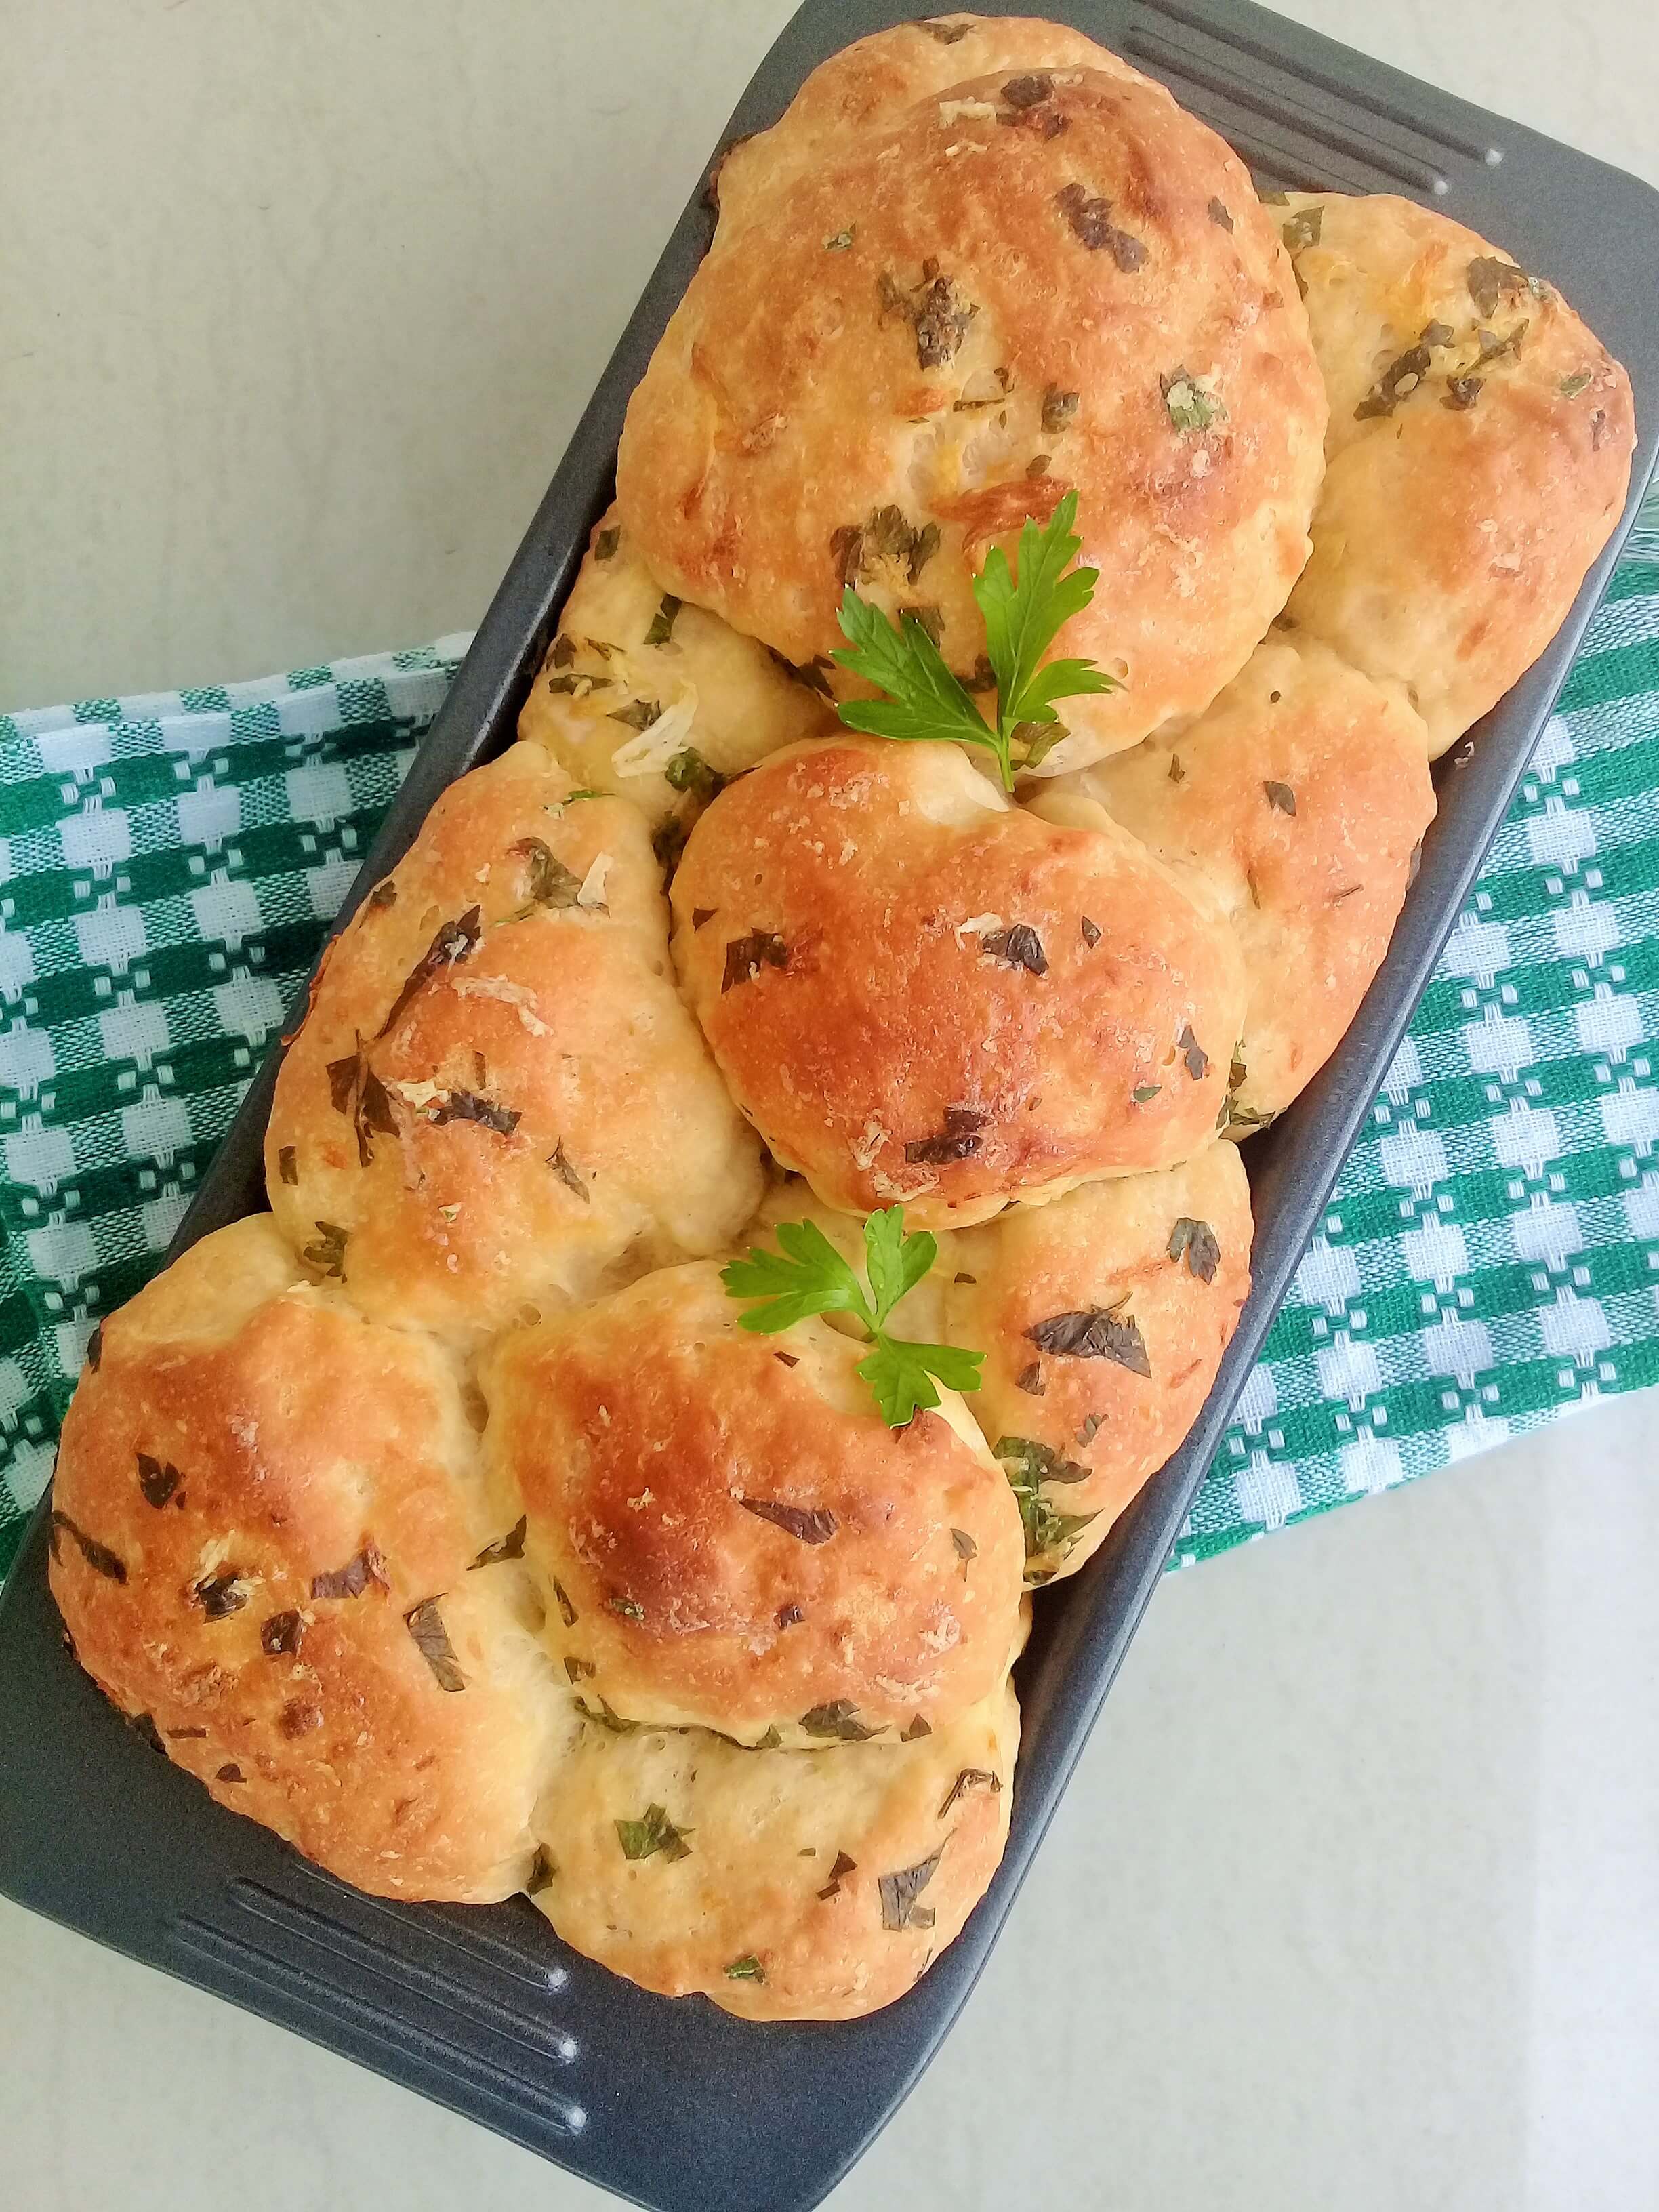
[2,3,1656,2207]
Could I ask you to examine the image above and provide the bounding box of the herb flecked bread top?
[50,1216,562,1903]
[478,1259,1025,1747]
[670,733,1248,1222]
[617,58,1329,770]
[265,739,764,1342]
[1051,632,1437,1124]
[1279,190,1635,755]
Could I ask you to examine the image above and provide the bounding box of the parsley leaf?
[859,1333,985,1427]
[996,1435,1101,1567]
[831,489,1118,788]
[975,490,1118,752]
[862,1203,939,1315]
[615,1803,691,1862]
[834,592,990,754]
[719,1217,867,1334]
[722,1204,982,1427]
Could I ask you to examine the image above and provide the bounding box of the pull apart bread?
[52,15,1634,2022]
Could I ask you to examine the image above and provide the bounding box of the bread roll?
[620,58,1326,765]
[49,1216,564,1902]
[945,1147,1253,1581]
[713,17,1146,230]
[1279,191,1635,754]
[1047,632,1435,1124]
[516,504,832,857]
[480,1261,1025,1747]
[266,741,764,1338]
[671,735,1248,1225]
[533,1673,1019,2020]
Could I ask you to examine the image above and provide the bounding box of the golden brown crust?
[714,20,1149,232]
[533,1674,1019,2020]
[620,62,1326,765]
[49,1217,562,1902]
[946,1146,1253,1580]
[265,741,764,1339]
[515,504,833,840]
[1048,633,1436,1122]
[1280,192,1635,754]
[671,736,1248,1225]
[480,1262,1025,1746]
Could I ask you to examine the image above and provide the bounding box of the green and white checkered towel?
[5,503,1659,1589]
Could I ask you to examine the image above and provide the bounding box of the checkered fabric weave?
[4,507,1658,1588]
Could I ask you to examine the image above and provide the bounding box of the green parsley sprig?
[830,489,1119,790]
[721,1206,982,1427]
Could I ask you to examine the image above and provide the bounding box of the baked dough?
[945,1145,1253,1580]
[48,1217,563,1902]
[532,1673,1019,2020]
[516,503,832,855]
[1047,633,1436,1124]
[713,17,1147,231]
[620,58,1326,766]
[1279,191,1635,754]
[671,735,1248,1225]
[266,740,764,1338]
[480,1261,1025,1746]
[48,18,1639,2026]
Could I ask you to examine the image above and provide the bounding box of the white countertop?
[5,5,1659,2209]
